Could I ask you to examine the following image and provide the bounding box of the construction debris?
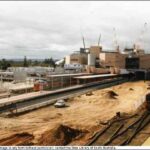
[129,88,134,91]
[37,124,85,146]
[0,81,148,146]
[86,92,93,96]
[102,90,118,99]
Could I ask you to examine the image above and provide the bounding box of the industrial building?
[65,43,150,79]
[65,52,87,65]
[99,51,127,69]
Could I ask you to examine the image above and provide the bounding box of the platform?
[0,93,10,99]
[74,74,117,79]
[10,85,33,92]
[0,85,82,107]
[47,73,91,77]
[0,76,127,108]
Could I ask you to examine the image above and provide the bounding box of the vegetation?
[0,59,11,70]
[43,58,56,68]
[0,56,57,70]
[23,56,28,67]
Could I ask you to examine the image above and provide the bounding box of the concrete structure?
[134,49,145,56]
[89,46,102,58]
[47,73,91,89]
[99,52,127,68]
[65,53,87,65]
[88,53,95,66]
[7,67,54,77]
[86,66,110,74]
[65,43,150,75]
[139,54,150,69]
[99,49,150,70]
[9,85,33,94]
[73,73,128,84]
[64,64,83,70]
[65,46,102,66]
[74,74,116,79]
[0,72,14,81]
[14,70,27,82]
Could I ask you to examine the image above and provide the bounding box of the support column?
[52,77,53,89]
[77,79,80,85]
[144,70,147,82]
[61,76,63,88]
[84,79,86,84]
[70,75,71,87]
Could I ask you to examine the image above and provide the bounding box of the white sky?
[0,1,150,59]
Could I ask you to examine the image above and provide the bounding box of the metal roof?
[74,74,117,79]
[0,72,14,75]
[47,73,91,77]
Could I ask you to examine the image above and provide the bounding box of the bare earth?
[0,81,149,146]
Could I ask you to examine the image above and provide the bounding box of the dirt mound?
[0,132,34,146]
[86,92,93,96]
[103,90,118,99]
[129,88,134,91]
[38,124,85,146]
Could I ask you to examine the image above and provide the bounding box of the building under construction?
[66,43,150,67]
[0,38,150,146]
[65,43,150,80]
[65,23,150,79]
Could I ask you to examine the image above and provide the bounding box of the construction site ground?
[0,80,149,146]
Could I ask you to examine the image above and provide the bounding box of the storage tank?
[88,53,95,66]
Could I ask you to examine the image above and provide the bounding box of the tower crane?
[98,34,101,46]
[113,28,119,52]
[136,22,147,50]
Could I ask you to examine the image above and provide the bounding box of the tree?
[0,59,11,70]
[33,60,39,66]
[23,56,28,67]
[28,59,32,66]
[44,57,56,68]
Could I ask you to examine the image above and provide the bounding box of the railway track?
[86,110,150,146]
[0,77,128,116]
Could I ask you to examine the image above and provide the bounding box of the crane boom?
[98,34,101,46]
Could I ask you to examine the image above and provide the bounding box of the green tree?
[0,59,11,70]
[28,59,32,66]
[23,56,28,67]
[44,57,56,68]
[33,60,39,66]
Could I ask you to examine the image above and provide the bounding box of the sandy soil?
[0,81,149,146]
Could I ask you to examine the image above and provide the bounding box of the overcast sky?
[0,1,150,59]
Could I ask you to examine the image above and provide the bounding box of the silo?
[88,53,95,66]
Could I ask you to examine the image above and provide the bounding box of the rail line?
[0,76,128,116]
[86,110,150,146]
